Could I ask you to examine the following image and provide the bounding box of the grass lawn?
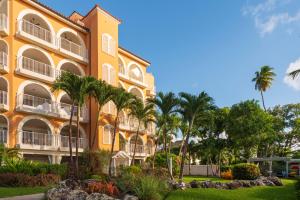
[182,176,231,183]
[0,186,48,198]
[167,178,297,200]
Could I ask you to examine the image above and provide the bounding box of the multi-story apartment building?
[0,0,156,167]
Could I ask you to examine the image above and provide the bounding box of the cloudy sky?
[40,0,300,108]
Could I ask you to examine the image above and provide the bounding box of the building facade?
[0,0,156,166]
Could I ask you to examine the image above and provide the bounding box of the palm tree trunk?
[163,128,174,180]
[179,135,186,157]
[75,106,80,178]
[91,107,101,149]
[179,122,193,183]
[260,90,266,111]
[68,103,75,178]
[168,137,172,154]
[131,122,141,166]
[152,126,162,169]
[108,112,119,178]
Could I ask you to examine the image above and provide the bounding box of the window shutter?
[103,126,110,144]
[102,102,109,114]
[110,67,116,86]
[102,34,109,53]
[109,39,116,56]
[102,64,109,83]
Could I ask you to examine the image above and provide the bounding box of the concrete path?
[0,193,45,200]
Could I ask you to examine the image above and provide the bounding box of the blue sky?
[40,0,300,108]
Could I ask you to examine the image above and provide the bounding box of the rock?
[268,176,283,186]
[200,181,216,188]
[121,194,138,200]
[256,180,265,186]
[227,181,241,189]
[67,190,88,200]
[47,187,71,200]
[59,179,82,190]
[190,180,200,188]
[87,193,120,200]
[167,180,179,190]
[240,180,251,187]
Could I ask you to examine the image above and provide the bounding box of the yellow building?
[0,0,156,165]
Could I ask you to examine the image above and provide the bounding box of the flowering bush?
[220,170,233,180]
[85,181,120,197]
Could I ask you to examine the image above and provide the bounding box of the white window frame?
[102,63,116,86]
[103,125,114,145]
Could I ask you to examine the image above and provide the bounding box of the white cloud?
[284,58,300,90]
[243,0,299,37]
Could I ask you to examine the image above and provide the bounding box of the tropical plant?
[52,71,81,177]
[252,66,276,111]
[91,80,114,150]
[148,92,179,178]
[178,92,214,182]
[129,99,156,166]
[232,163,260,180]
[108,88,135,177]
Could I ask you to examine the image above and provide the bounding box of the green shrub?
[0,173,60,187]
[119,165,142,176]
[133,176,169,200]
[232,163,260,180]
[148,152,180,175]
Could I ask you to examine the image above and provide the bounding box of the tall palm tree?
[165,114,181,154]
[108,88,135,177]
[152,113,164,169]
[148,92,179,179]
[252,66,276,111]
[129,99,156,166]
[74,76,95,176]
[52,71,81,178]
[178,92,214,182]
[90,80,114,149]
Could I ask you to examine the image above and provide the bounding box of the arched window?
[128,63,143,83]
[0,115,8,144]
[102,64,116,86]
[129,87,144,101]
[0,40,8,72]
[102,33,116,56]
[118,57,125,75]
[103,125,114,144]
[0,77,8,109]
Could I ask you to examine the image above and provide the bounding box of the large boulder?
[190,180,200,188]
[267,176,283,186]
[227,181,242,189]
[47,187,71,200]
[87,193,120,200]
[67,190,89,200]
[200,181,216,188]
[121,194,138,200]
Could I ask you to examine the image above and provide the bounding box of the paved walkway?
[0,193,45,200]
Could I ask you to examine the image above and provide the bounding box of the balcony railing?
[55,69,81,79]
[59,103,88,121]
[21,56,54,78]
[129,144,144,154]
[60,135,86,149]
[20,131,53,147]
[0,129,7,144]
[60,37,87,59]
[0,14,7,33]
[0,90,7,105]
[20,19,52,43]
[0,51,8,71]
[17,93,56,114]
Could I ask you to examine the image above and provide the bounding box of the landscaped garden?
[2,67,300,200]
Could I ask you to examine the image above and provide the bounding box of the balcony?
[60,135,87,152]
[0,129,7,145]
[118,73,148,89]
[16,56,55,82]
[128,144,151,157]
[58,103,88,123]
[0,51,8,73]
[0,14,8,36]
[18,131,56,150]
[0,90,8,111]
[119,117,154,135]
[59,37,88,63]
[17,19,55,49]
[16,93,58,117]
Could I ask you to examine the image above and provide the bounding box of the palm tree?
[178,92,214,182]
[108,88,135,177]
[165,114,181,154]
[90,80,114,149]
[129,99,156,166]
[52,71,81,177]
[74,76,95,176]
[252,66,276,111]
[152,113,164,169]
[148,92,179,179]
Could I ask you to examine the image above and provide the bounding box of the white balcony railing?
[17,93,56,115]
[60,37,87,59]
[60,135,86,149]
[0,51,8,71]
[0,14,7,33]
[20,131,53,147]
[0,90,7,105]
[129,144,145,154]
[20,56,54,78]
[58,103,88,122]
[20,19,52,43]
[0,129,7,144]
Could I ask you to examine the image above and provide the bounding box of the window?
[103,125,114,144]
[102,64,116,86]
[102,34,115,56]
[129,64,143,83]
[102,101,116,115]
[118,57,125,75]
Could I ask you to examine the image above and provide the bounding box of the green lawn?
[167,178,297,200]
[182,176,231,183]
[0,186,48,198]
